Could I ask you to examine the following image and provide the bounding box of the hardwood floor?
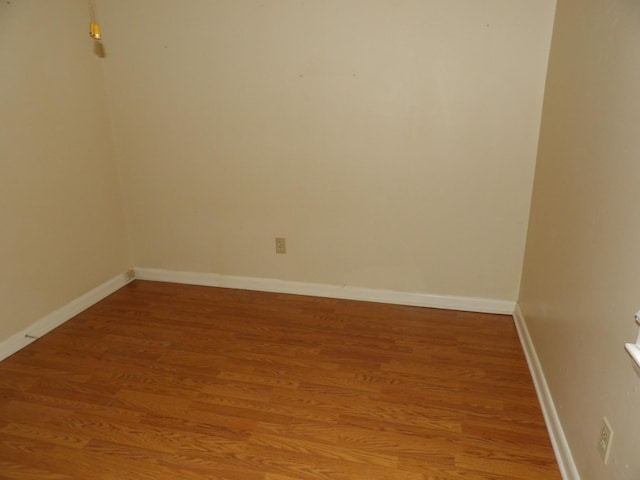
[0,281,561,479]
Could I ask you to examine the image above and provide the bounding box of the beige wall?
[0,1,130,341]
[519,0,640,477]
[100,0,555,301]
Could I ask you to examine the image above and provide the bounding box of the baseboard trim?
[0,272,132,362]
[134,268,515,314]
[513,304,580,480]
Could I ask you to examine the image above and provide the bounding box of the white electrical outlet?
[598,416,613,464]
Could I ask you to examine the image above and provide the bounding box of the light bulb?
[89,22,101,40]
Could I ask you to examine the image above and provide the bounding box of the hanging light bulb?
[88,0,101,40]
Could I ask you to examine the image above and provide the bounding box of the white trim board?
[0,273,132,362]
[513,304,580,480]
[134,268,516,315]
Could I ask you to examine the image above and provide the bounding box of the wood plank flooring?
[0,281,561,479]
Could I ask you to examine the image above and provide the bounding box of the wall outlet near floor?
[598,416,614,463]
[275,237,286,254]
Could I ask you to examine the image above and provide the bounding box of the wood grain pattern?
[0,281,561,479]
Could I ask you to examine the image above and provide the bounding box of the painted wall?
[100,0,556,302]
[519,0,640,477]
[0,1,130,341]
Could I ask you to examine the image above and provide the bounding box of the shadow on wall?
[93,40,106,58]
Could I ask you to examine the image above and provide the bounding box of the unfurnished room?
[2,1,640,479]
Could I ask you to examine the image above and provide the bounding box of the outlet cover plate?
[275,237,286,254]
[598,416,613,464]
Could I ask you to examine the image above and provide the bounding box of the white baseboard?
[0,272,132,362]
[513,304,580,480]
[134,268,515,315]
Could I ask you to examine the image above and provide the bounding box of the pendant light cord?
[89,0,101,40]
